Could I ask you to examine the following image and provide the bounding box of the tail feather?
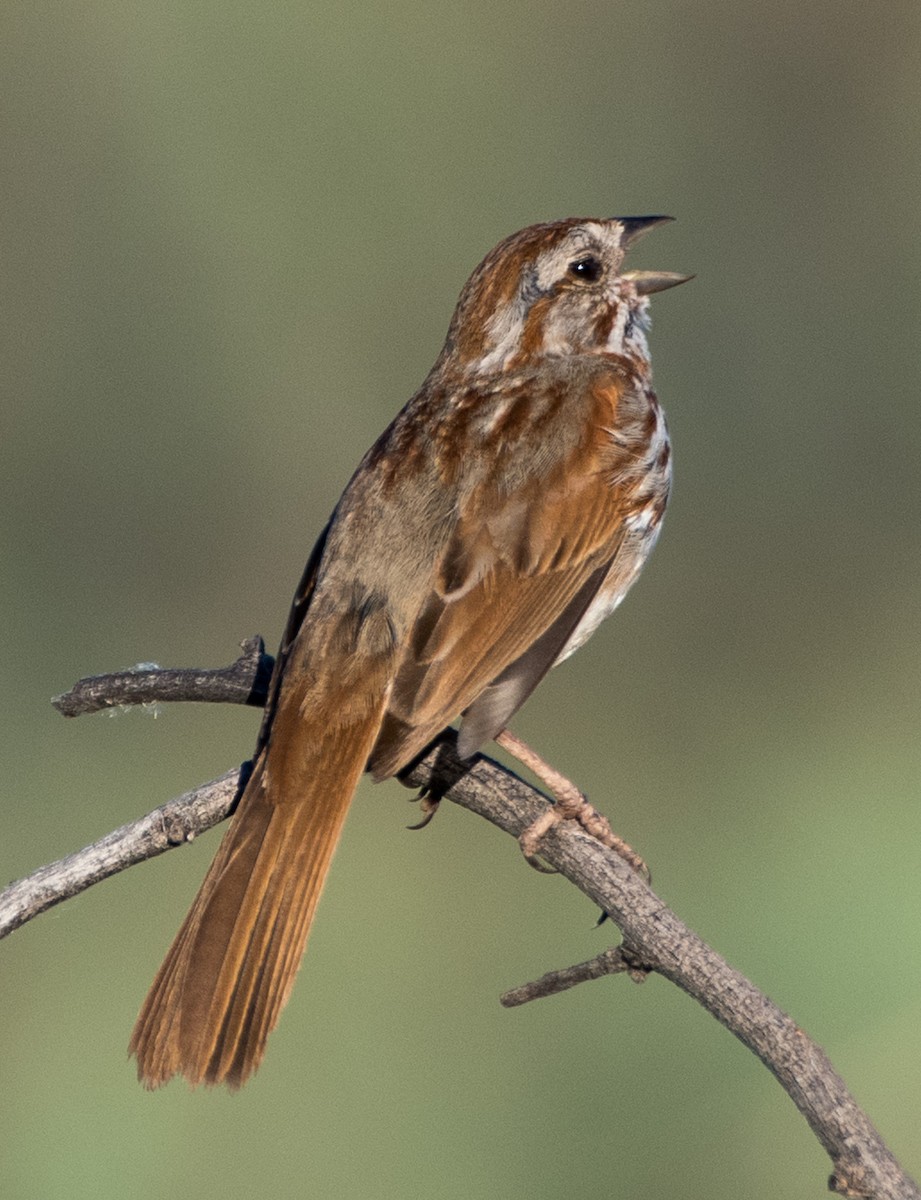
[130,660,390,1089]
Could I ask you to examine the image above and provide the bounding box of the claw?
[407,788,441,831]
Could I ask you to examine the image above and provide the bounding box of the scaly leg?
[495,729,650,881]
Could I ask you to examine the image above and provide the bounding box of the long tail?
[130,623,393,1089]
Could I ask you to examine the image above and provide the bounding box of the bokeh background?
[3,2,921,1197]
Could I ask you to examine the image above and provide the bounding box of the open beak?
[622,269,694,295]
[616,215,675,246]
[615,215,693,294]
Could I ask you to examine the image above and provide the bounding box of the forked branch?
[3,643,917,1200]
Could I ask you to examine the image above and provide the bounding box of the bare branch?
[499,944,642,1006]
[0,770,242,939]
[402,743,920,1200]
[0,646,915,1199]
[51,636,272,717]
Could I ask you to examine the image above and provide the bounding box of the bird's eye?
[568,256,602,282]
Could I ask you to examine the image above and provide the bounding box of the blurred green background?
[3,2,921,1196]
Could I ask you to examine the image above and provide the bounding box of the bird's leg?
[495,729,650,881]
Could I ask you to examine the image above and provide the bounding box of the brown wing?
[368,370,642,779]
[251,518,331,760]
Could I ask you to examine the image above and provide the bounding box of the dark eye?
[568,256,602,282]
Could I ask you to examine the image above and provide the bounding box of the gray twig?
[51,635,272,717]
[0,770,242,938]
[1,645,916,1200]
[499,944,643,1006]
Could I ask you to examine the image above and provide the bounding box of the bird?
[129,216,690,1088]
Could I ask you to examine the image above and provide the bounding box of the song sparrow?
[130,216,690,1088]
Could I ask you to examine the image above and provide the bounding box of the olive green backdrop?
[3,2,920,1197]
